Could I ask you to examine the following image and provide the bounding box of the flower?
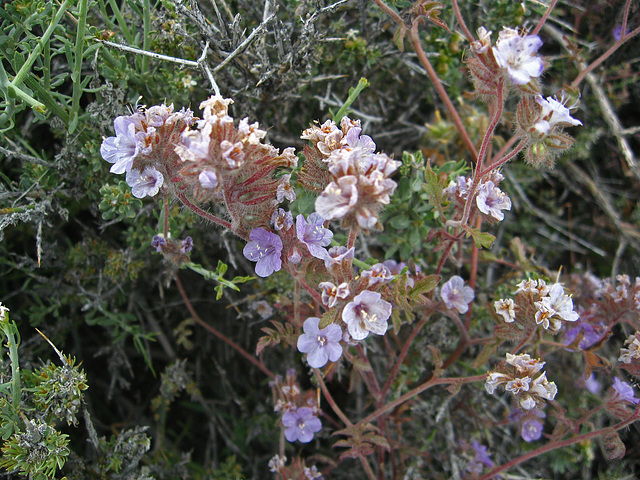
[324,246,355,270]
[268,455,287,472]
[492,28,544,85]
[563,321,603,350]
[296,213,333,260]
[361,263,395,287]
[151,235,166,252]
[243,228,283,277]
[0,302,9,321]
[282,407,322,443]
[315,176,359,220]
[521,419,544,442]
[126,167,164,198]
[465,440,494,474]
[342,290,392,340]
[303,465,323,480]
[533,95,583,135]
[612,377,640,405]
[318,282,350,308]
[276,174,296,203]
[180,236,193,253]
[494,298,516,322]
[619,332,640,363]
[297,317,343,368]
[613,25,627,42]
[271,208,294,231]
[485,352,557,410]
[534,283,579,332]
[100,115,142,174]
[198,170,218,189]
[441,276,475,314]
[476,181,511,221]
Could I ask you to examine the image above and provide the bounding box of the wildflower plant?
[2,0,640,479]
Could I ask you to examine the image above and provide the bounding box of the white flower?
[619,333,640,363]
[494,298,516,323]
[492,28,544,85]
[534,95,583,135]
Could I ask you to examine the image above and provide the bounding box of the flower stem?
[174,273,275,379]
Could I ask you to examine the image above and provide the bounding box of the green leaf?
[467,228,496,249]
[408,274,441,300]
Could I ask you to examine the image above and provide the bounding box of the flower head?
[198,170,218,189]
[297,317,343,368]
[282,407,322,443]
[495,298,516,323]
[243,228,283,277]
[271,208,294,231]
[151,235,167,253]
[361,263,395,287]
[441,276,475,314]
[492,28,544,85]
[296,213,333,260]
[342,290,392,340]
[318,282,350,308]
[125,167,164,198]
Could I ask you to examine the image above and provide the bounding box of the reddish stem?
[478,408,640,480]
[531,0,558,36]
[176,192,235,233]
[174,273,275,379]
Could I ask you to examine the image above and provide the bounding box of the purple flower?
[282,407,322,443]
[441,276,475,314]
[582,373,601,394]
[126,167,164,198]
[101,115,142,174]
[342,290,392,340]
[271,208,293,231]
[151,235,166,252]
[612,377,640,405]
[198,170,218,189]
[476,181,511,221]
[492,28,544,85]
[297,317,343,368]
[465,440,494,474]
[613,25,627,42]
[563,321,602,350]
[296,213,333,260]
[180,236,193,253]
[521,419,544,442]
[243,228,283,277]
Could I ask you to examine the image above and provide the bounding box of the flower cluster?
[494,278,579,335]
[270,370,323,443]
[300,117,401,230]
[485,353,557,410]
[101,103,195,198]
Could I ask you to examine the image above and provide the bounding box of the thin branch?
[531,0,558,36]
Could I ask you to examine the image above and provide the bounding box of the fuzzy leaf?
[602,428,626,460]
[408,274,440,300]
[467,228,496,249]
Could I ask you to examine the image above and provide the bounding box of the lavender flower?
[521,418,544,442]
[180,236,193,253]
[271,208,294,231]
[492,28,544,85]
[243,228,283,277]
[126,167,164,198]
[612,377,640,405]
[296,213,333,260]
[476,181,512,221]
[441,276,475,314]
[297,317,343,368]
[315,176,359,220]
[151,235,167,252]
[342,290,392,340]
[465,440,494,474]
[198,170,218,189]
[324,246,355,270]
[100,115,141,174]
[613,25,627,42]
[282,407,322,443]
